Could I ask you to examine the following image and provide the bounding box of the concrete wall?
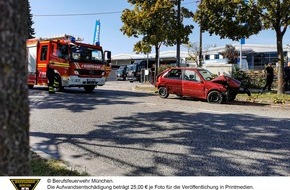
[203,63,234,76]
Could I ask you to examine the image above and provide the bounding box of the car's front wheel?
[158,87,169,98]
[207,90,223,104]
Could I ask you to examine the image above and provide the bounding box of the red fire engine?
[27,34,111,92]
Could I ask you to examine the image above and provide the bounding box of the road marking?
[197,109,230,114]
[139,103,157,106]
[29,95,46,99]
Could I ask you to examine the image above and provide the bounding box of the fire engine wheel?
[207,90,223,104]
[158,87,169,98]
[84,85,95,93]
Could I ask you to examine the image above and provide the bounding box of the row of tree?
[121,0,290,94]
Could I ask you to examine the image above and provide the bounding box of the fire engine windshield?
[71,46,103,64]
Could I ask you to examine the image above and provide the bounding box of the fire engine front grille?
[77,70,103,76]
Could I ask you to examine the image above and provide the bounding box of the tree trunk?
[153,45,160,85]
[276,32,284,94]
[0,0,30,175]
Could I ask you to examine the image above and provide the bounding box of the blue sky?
[29,0,290,56]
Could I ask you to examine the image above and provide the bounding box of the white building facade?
[111,44,290,70]
[204,44,290,70]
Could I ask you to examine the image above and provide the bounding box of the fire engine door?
[37,44,49,84]
[49,42,69,76]
[51,42,69,60]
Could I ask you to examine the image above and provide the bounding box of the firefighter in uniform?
[285,62,290,91]
[46,64,55,94]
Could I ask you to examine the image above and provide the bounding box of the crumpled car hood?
[211,75,241,88]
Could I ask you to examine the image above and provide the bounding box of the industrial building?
[111,44,290,70]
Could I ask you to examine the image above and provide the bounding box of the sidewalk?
[136,82,290,95]
[135,83,290,107]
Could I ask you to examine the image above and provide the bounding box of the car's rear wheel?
[158,87,169,98]
[207,90,223,104]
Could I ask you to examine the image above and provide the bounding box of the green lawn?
[236,91,290,104]
[135,84,290,105]
[31,152,89,176]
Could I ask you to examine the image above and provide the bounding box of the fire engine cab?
[27,34,111,92]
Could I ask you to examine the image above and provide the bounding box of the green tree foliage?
[121,0,193,75]
[0,0,30,175]
[27,1,35,39]
[194,0,290,94]
[194,0,262,40]
[219,44,239,64]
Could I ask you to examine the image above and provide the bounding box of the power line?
[34,11,122,17]
[33,1,196,17]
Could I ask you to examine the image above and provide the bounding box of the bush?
[158,64,172,74]
[273,95,286,104]
[232,66,251,88]
[232,67,274,89]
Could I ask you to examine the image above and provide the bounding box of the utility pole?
[177,0,181,67]
[198,0,203,67]
[170,0,181,67]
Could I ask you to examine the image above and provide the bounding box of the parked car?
[155,67,251,104]
[116,65,127,81]
[126,60,155,82]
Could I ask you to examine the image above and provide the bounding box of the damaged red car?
[155,67,250,104]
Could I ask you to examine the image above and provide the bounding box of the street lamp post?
[199,24,202,67]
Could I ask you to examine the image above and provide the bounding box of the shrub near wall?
[158,64,172,74]
[246,70,278,89]
[232,69,278,90]
[246,70,265,89]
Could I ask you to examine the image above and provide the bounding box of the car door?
[165,69,182,95]
[182,69,206,99]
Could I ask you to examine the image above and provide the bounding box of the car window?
[119,65,126,70]
[127,65,136,71]
[198,69,216,81]
[183,70,201,82]
[167,69,182,79]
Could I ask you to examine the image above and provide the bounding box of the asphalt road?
[29,81,290,176]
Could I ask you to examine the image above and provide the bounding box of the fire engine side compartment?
[27,39,38,87]
[27,39,51,87]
